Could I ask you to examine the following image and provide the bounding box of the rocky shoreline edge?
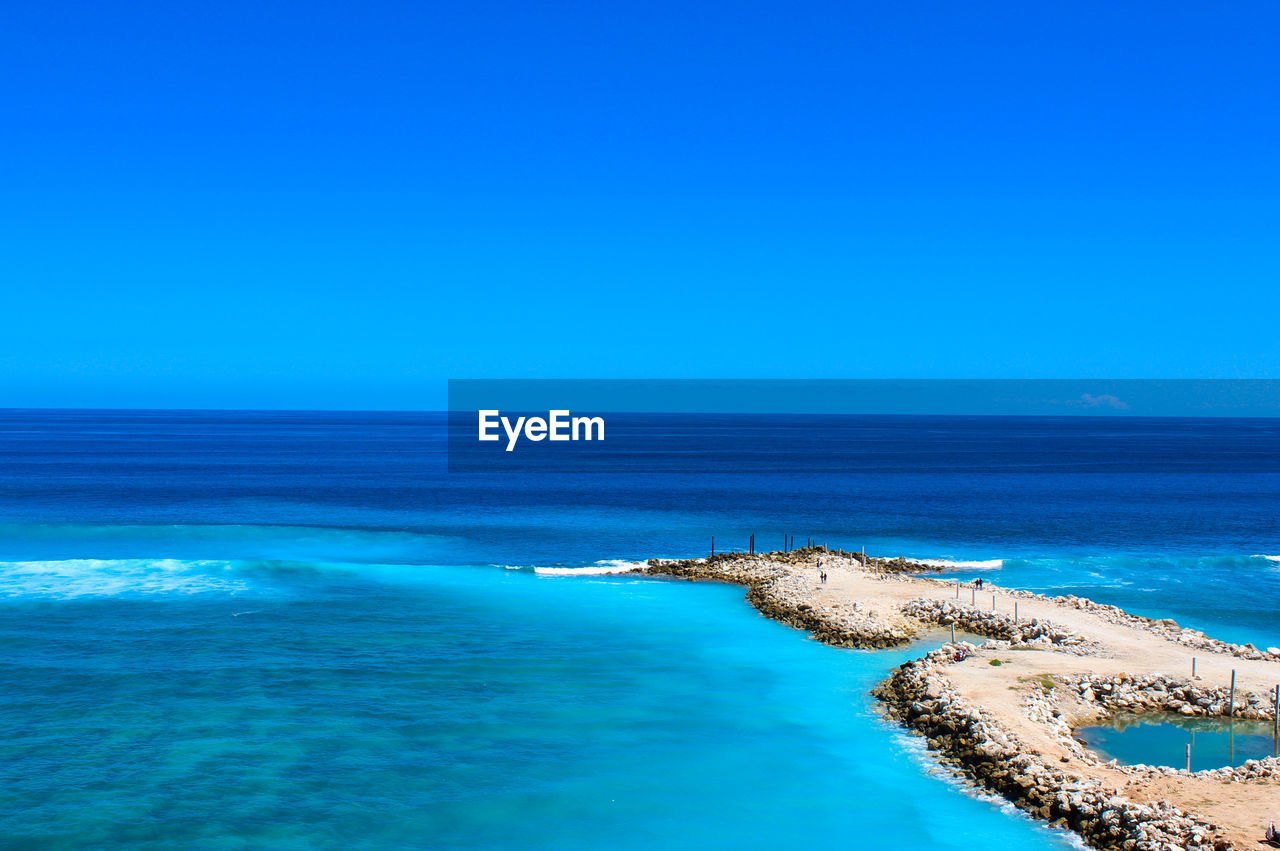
[631,548,1280,851]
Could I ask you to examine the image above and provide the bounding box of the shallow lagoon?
[1076,712,1278,771]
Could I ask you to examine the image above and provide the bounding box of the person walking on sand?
[975,577,984,590]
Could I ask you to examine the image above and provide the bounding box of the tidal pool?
[1076,712,1278,771]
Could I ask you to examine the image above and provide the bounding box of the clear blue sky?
[2,1,1277,409]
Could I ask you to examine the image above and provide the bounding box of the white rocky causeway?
[477,410,605,451]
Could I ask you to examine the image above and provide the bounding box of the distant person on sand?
[975,577,984,590]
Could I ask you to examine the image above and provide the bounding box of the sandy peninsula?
[634,548,1280,851]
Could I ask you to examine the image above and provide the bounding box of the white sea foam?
[1253,554,1280,563]
[0,558,251,599]
[533,560,647,576]
[913,558,1004,570]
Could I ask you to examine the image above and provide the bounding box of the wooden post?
[955,584,960,599]
[992,594,996,611]
[1014,601,1019,621]
[1191,657,1196,679]
[970,587,975,604]
[1185,742,1191,772]
[1228,669,1236,717]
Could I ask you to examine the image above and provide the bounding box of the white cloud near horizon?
[1077,393,1130,410]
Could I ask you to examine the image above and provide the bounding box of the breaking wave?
[914,558,1004,570]
[533,559,647,576]
[0,558,253,599]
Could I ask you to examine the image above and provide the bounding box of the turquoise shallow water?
[1076,713,1279,772]
[6,411,1280,847]
[0,555,1077,849]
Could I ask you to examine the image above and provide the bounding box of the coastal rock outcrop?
[1047,596,1280,663]
[631,547,1276,849]
[873,650,1230,851]
[1061,673,1277,721]
[644,552,914,648]
[899,597,1099,654]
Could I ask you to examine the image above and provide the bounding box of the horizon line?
[3,407,1280,419]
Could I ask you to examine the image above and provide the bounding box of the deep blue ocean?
[3,410,1279,848]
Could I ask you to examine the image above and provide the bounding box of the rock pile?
[1062,673,1277,720]
[891,577,1280,664]
[1034,594,1280,664]
[874,652,1230,851]
[900,597,1098,654]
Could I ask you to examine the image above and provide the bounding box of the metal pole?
[1014,601,1018,620]
[1228,669,1236,717]
[1191,657,1196,679]
[1185,742,1191,772]
[955,584,960,599]
[1273,685,1278,742]
[950,623,955,642]
[992,594,996,611]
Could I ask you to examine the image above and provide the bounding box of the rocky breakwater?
[1043,596,1280,664]
[873,648,1229,851]
[1063,673,1278,721]
[900,597,1100,655]
[644,551,915,649]
[897,581,1280,663]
